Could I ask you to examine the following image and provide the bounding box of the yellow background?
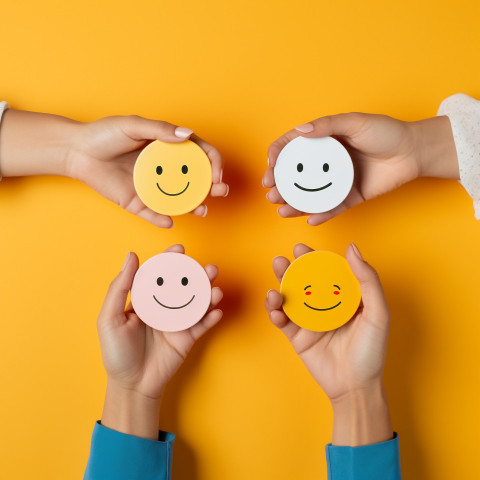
[1,1,479,478]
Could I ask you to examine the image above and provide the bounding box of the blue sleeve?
[84,421,175,480]
[325,433,401,480]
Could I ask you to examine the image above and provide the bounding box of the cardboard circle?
[134,140,212,216]
[274,136,354,214]
[280,250,361,332]
[131,252,212,332]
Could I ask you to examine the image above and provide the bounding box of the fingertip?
[120,251,139,276]
[270,310,288,328]
[174,126,194,139]
[293,243,314,258]
[165,244,185,254]
[205,264,219,282]
[295,123,315,133]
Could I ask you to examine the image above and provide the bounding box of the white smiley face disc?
[274,136,354,214]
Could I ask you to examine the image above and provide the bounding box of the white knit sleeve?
[0,100,10,181]
[438,94,480,219]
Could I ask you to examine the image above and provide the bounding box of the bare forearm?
[0,109,80,177]
[331,381,393,447]
[413,115,459,180]
[101,382,162,441]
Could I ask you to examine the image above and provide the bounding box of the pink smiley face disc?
[131,252,212,332]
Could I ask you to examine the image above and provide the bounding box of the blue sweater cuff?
[325,433,401,480]
[84,421,175,480]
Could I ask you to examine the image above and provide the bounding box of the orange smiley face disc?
[280,250,361,332]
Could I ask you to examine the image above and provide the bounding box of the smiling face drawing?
[134,140,212,216]
[280,251,361,332]
[131,252,212,332]
[274,136,354,214]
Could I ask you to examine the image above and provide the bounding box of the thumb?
[120,115,194,143]
[295,112,367,139]
[98,252,140,327]
[345,243,389,323]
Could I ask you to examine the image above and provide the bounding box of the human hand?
[265,243,393,445]
[0,110,229,228]
[263,113,458,225]
[98,244,223,439]
[67,115,229,228]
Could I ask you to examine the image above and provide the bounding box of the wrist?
[101,381,162,441]
[411,115,459,180]
[330,381,393,447]
[0,109,80,178]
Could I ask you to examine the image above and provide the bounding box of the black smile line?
[156,182,190,196]
[294,182,332,192]
[304,301,341,311]
[153,294,195,309]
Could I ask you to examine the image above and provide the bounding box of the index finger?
[191,134,223,184]
[267,129,302,168]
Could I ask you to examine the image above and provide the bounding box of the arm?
[84,245,223,480]
[263,109,459,225]
[0,106,229,227]
[265,243,401,479]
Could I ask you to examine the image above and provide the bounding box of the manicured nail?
[121,252,131,271]
[351,243,364,260]
[295,123,314,133]
[267,157,271,166]
[223,185,229,197]
[202,205,208,217]
[219,169,223,183]
[174,127,194,139]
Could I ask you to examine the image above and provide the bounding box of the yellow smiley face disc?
[133,140,212,216]
[280,250,361,332]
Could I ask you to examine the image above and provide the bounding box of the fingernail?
[295,123,314,133]
[121,252,131,271]
[174,127,194,139]
[261,177,265,188]
[223,185,229,197]
[351,243,364,260]
[267,157,271,166]
[219,169,223,183]
[267,289,275,298]
[202,205,208,217]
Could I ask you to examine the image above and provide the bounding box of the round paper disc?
[131,252,212,332]
[280,250,361,332]
[274,136,354,214]
[134,140,212,216]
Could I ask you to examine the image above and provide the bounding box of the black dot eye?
[181,277,188,286]
[297,163,303,172]
[181,165,188,174]
[156,166,163,175]
[323,163,329,172]
[156,277,164,286]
